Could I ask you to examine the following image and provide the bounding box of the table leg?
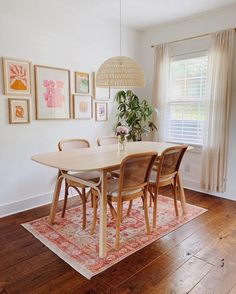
[99,170,107,258]
[177,173,187,215]
[49,174,64,224]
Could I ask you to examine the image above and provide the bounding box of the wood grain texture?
[1,188,236,294]
[31,141,192,172]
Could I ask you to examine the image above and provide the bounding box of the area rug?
[22,196,206,279]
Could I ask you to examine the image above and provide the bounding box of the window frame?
[165,50,208,147]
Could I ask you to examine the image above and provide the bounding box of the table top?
[31,141,190,172]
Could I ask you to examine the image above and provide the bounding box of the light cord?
[120,0,122,56]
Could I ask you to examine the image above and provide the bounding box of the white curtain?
[152,44,170,141]
[201,29,235,192]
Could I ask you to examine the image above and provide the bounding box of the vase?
[118,135,127,152]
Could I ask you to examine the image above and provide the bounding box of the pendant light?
[96,0,145,88]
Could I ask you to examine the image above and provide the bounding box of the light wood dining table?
[31,141,189,258]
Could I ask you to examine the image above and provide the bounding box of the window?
[166,52,208,145]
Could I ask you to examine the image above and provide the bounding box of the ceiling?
[72,0,236,31]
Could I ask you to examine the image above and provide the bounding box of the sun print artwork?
[10,64,27,90]
[73,95,92,119]
[3,58,31,95]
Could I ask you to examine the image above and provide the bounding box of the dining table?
[31,141,189,258]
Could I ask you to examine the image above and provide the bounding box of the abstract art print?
[8,98,30,124]
[75,72,90,94]
[73,95,92,119]
[95,102,108,121]
[3,58,31,95]
[35,65,71,120]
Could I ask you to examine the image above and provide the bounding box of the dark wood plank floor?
[1,188,236,294]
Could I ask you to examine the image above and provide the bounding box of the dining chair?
[91,152,157,250]
[149,145,188,228]
[58,138,100,229]
[97,136,118,146]
[97,135,120,178]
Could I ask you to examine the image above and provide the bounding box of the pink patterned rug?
[22,196,206,279]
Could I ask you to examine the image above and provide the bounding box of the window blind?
[166,52,208,145]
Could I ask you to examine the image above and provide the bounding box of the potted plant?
[115,90,157,141]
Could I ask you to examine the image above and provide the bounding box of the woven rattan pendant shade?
[96,56,145,88]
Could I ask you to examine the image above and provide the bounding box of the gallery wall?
[138,4,236,201]
[0,0,141,216]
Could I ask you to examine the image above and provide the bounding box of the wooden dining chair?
[58,138,100,229]
[91,152,157,250]
[97,136,118,146]
[97,135,120,178]
[149,145,188,228]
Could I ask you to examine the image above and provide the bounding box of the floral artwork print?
[22,195,206,279]
[43,79,65,108]
[96,102,107,121]
[75,72,89,94]
[35,65,70,119]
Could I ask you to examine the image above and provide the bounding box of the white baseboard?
[182,178,236,201]
[0,190,67,218]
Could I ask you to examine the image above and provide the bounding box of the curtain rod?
[151,28,236,48]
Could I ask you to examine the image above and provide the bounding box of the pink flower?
[116,126,129,135]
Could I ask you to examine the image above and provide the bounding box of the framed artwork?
[95,102,108,121]
[8,98,30,124]
[75,71,90,94]
[73,94,92,119]
[92,72,110,100]
[35,65,71,120]
[2,57,31,96]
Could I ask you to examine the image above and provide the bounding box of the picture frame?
[92,72,110,100]
[8,98,30,124]
[2,57,31,96]
[75,71,90,94]
[73,94,92,119]
[35,65,71,120]
[95,102,108,121]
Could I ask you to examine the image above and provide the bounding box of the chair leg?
[127,200,133,217]
[115,200,122,250]
[172,179,179,217]
[143,193,150,234]
[108,201,117,219]
[87,189,94,208]
[81,188,87,229]
[149,187,153,207]
[61,182,69,218]
[153,190,158,229]
[91,193,97,235]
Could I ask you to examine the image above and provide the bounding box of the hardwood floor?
[1,188,236,293]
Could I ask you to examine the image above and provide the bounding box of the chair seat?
[107,179,142,197]
[149,171,173,184]
[69,171,101,181]
[111,170,120,178]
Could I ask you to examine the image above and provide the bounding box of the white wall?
[139,4,236,200]
[0,0,141,216]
